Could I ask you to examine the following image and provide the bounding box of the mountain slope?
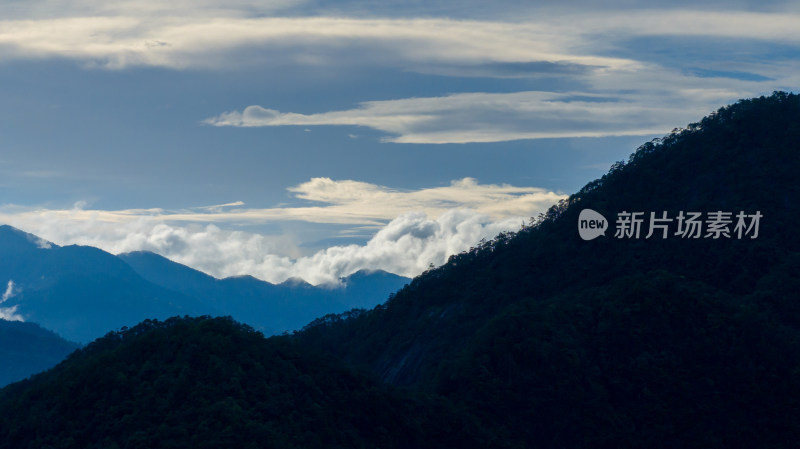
[0,319,80,387]
[301,92,800,381]
[439,270,800,447]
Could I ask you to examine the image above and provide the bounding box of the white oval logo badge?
[578,209,608,241]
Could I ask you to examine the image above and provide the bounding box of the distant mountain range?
[0,225,408,343]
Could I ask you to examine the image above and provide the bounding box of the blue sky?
[0,0,797,284]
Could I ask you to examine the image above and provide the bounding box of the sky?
[0,0,797,285]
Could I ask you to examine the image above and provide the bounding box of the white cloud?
[0,15,635,70]
[0,177,561,226]
[0,280,23,322]
[289,209,522,284]
[0,209,527,286]
[287,177,562,217]
[205,88,744,143]
[0,8,796,71]
[0,210,526,286]
[0,178,563,285]
[1,281,15,303]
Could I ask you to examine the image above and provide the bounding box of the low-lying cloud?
[0,209,529,286]
[0,178,563,285]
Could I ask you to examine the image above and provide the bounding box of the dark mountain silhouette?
[0,316,490,449]
[0,319,79,387]
[1,92,799,448]
[0,228,408,343]
[295,92,800,447]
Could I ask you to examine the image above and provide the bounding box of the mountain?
[0,316,491,449]
[118,250,409,333]
[0,227,408,343]
[0,226,210,343]
[2,92,800,448]
[0,319,79,387]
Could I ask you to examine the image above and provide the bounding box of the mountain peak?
[0,225,55,251]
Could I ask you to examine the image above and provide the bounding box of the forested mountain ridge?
[0,316,492,449]
[296,92,800,446]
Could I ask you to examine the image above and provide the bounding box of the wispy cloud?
[0,16,634,70]
[1,178,561,226]
[0,280,23,321]
[0,178,563,284]
[182,12,798,143]
[0,8,796,71]
[204,89,732,143]
[0,5,796,143]
[1,281,15,302]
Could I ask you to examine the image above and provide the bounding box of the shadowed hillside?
[297,92,800,447]
[0,316,492,449]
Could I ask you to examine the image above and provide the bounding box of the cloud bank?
[0,178,563,285]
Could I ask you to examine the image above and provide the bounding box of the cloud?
[0,178,562,285]
[289,209,523,284]
[3,209,526,285]
[0,15,636,70]
[0,5,796,143]
[1,8,797,71]
[1,281,15,303]
[287,177,562,218]
[204,89,743,143]
[196,201,246,212]
[0,209,528,286]
[1,177,562,226]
